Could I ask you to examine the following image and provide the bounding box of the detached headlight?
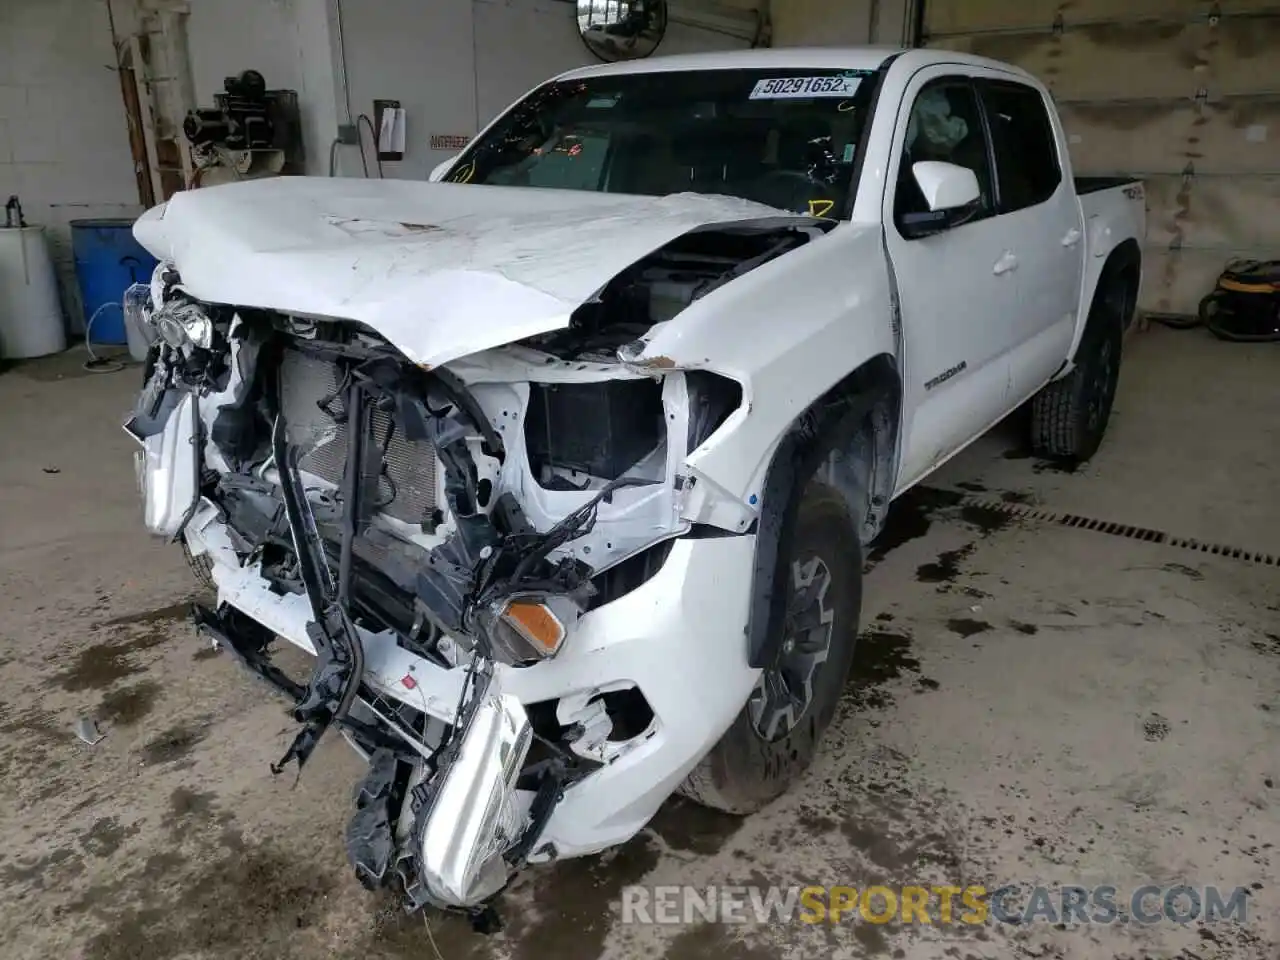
[154,300,214,350]
[416,682,532,907]
[137,262,214,351]
[475,595,574,664]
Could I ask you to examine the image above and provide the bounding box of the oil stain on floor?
[916,544,976,584]
[846,629,924,713]
[864,487,964,567]
[505,836,664,960]
[80,817,141,859]
[140,719,212,766]
[80,843,337,960]
[96,680,162,726]
[0,706,78,801]
[46,599,198,694]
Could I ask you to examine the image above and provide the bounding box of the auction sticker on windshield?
[749,76,861,99]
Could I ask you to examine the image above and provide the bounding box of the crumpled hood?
[135,176,802,368]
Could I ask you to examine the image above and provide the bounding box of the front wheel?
[1029,285,1126,461]
[679,479,862,815]
[182,538,217,593]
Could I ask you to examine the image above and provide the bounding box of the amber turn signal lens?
[502,601,566,655]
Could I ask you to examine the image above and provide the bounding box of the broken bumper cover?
[185,500,760,861]
[124,389,200,539]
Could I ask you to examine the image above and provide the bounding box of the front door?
[885,70,1021,490]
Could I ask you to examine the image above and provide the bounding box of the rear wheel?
[680,479,862,814]
[1030,282,1126,461]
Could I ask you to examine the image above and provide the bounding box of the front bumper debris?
[191,603,405,757]
[193,599,547,912]
[190,498,761,867]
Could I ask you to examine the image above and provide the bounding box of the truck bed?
[1077,177,1145,233]
[1074,176,1147,334]
[1075,176,1141,195]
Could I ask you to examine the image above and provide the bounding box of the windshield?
[444,68,878,217]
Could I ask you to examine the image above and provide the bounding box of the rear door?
[977,76,1083,397]
[885,68,1021,490]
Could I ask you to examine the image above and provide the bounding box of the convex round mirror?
[577,0,668,62]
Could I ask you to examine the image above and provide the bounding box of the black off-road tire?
[182,539,217,594]
[679,481,863,815]
[1029,282,1127,461]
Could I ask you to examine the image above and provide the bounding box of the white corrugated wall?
[923,0,1280,316]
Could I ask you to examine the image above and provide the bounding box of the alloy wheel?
[748,556,836,742]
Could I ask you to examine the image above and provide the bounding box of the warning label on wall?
[430,134,471,150]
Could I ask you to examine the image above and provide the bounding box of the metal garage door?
[921,0,1280,317]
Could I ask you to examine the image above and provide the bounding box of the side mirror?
[899,161,983,239]
[429,155,458,182]
[913,161,980,211]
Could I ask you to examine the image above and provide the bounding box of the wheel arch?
[745,354,901,668]
[1069,239,1142,366]
[1102,238,1142,331]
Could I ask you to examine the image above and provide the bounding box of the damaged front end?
[123,217,822,917]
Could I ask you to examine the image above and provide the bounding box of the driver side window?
[894,79,994,228]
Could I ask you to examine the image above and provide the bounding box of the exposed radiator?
[279,348,439,527]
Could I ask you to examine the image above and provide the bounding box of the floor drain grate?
[958,497,1279,568]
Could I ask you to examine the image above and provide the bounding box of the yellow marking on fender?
[808,199,835,218]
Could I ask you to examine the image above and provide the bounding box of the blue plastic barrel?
[71,218,159,344]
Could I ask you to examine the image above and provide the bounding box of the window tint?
[450,69,878,216]
[517,132,610,191]
[980,81,1061,212]
[894,80,994,227]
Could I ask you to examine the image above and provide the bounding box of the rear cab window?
[445,68,879,217]
[979,80,1062,213]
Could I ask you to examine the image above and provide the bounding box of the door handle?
[1062,227,1082,248]
[993,252,1019,276]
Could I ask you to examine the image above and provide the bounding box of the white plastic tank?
[0,226,66,359]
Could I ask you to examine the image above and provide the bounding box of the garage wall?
[923,0,1280,316]
[334,0,753,180]
[186,0,339,177]
[0,0,143,331]
[334,0,476,181]
[770,0,915,46]
[771,0,875,46]
[476,0,747,124]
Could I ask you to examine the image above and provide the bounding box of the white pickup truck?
[125,47,1143,919]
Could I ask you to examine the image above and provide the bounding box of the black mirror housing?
[899,198,983,239]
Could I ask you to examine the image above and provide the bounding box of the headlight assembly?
[137,262,214,352]
[154,300,215,350]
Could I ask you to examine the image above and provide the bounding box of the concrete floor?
[1,325,1277,960]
